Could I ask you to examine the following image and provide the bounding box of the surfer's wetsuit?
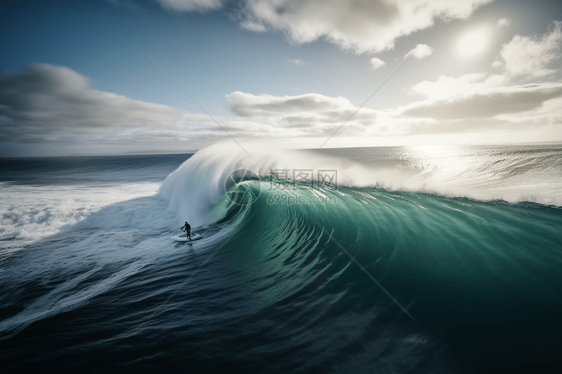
[181,222,191,240]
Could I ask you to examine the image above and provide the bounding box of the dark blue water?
[0,153,190,184]
[1,145,561,373]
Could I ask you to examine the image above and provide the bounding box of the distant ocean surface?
[1,144,561,373]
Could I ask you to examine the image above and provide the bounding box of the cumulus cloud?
[495,22,562,77]
[240,0,491,54]
[155,0,223,12]
[0,64,215,145]
[225,91,394,136]
[149,0,491,54]
[405,44,433,59]
[370,57,386,70]
[227,91,356,118]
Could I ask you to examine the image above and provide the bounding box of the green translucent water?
[221,184,562,372]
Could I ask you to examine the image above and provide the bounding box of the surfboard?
[172,233,202,242]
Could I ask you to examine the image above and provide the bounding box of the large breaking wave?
[158,142,562,229]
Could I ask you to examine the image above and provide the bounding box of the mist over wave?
[159,142,562,218]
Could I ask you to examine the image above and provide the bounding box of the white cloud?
[370,57,386,70]
[7,20,562,155]
[240,20,267,32]
[0,64,414,155]
[287,59,308,66]
[399,67,562,139]
[155,0,223,12]
[239,0,492,54]
[409,73,507,101]
[224,80,562,140]
[149,0,490,54]
[497,18,509,28]
[405,44,433,59]
[227,91,355,117]
[400,23,562,131]
[495,21,562,77]
[405,82,562,119]
[225,91,397,136]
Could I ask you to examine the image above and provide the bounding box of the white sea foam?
[0,182,161,249]
[159,142,560,207]
[158,141,562,211]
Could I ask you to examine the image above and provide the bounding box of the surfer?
[181,221,191,240]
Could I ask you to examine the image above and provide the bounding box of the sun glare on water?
[457,28,489,58]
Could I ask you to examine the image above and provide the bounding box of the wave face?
[1,145,562,373]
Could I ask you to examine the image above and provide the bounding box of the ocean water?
[1,143,561,373]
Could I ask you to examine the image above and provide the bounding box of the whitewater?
[1,143,561,373]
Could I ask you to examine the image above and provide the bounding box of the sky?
[1,0,562,156]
